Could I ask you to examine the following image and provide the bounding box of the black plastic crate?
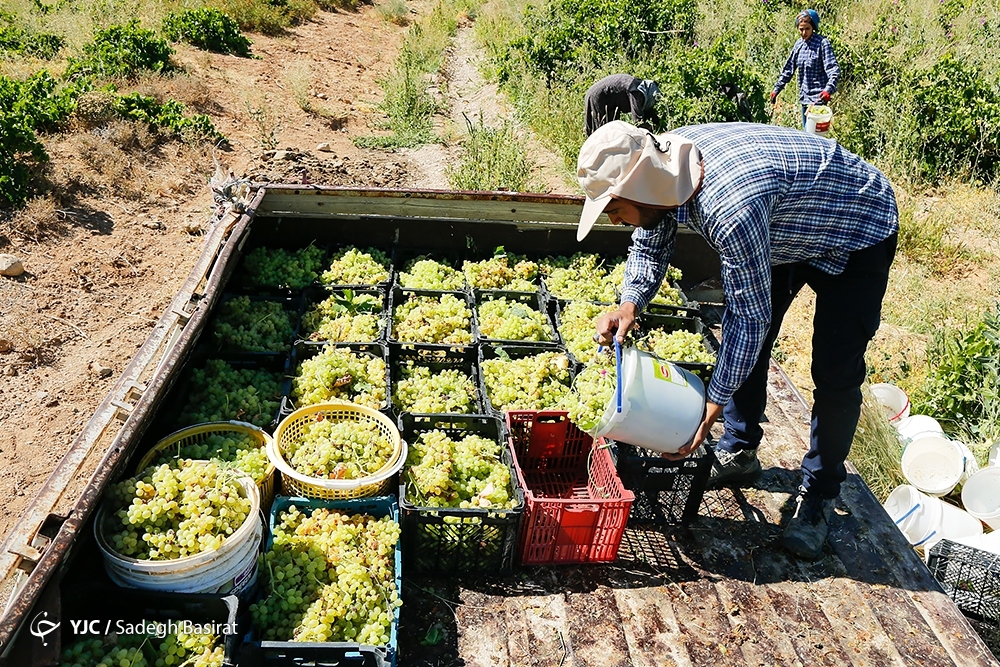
[59,583,241,666]
[478,344,575,416]
[537,253,625,305]
[461,249,543,292]
[284,341,391,417]
[392,247,469,292]
[612,442,715,526]
[552,299,619,365]
[230,243,328,296]
[398,413,525,574]
[389,343,483,416]
[633,313,718,383]
[299,286,389,344]
[208,293,304,355]
[319,243,394,291]
[927,539,1000,625]
[474,289,559,346]
[388,287,477,348]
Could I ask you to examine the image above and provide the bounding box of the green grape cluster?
[399,257,466,290]
[211,296,295,352]
[392,294,473,344]
[250,505,401,645]
[177,359,282,428]
[303,291,384,343]
[540,253,619,302]
[150,432,270,485]
[321,247,391,286]
[104,461,252,560]
[481,350,572,412]
[463,253,538,291]
[477,298,553,342]
[393,362,477,414]
[561,354,616,432]
[405,430,515,509]
[238,245,325,290]
[638,329,716,365]
[59,630,224,667]
[607,261,684,306]
[557,301,618,364]
[292,346,387,409]
[284,418,393,479]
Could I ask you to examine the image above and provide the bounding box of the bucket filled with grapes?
[94,460,263,598]
[269,401,406,500]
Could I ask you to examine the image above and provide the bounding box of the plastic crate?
[231,243,328,296]
[927,539,1000,625]
[388,287,477,347]
[255,495,401,667]
[398,412,525,574]
[552,299,619,365]
[59,583,241,665]
[299,286,388,344]
[389,343,483,416]
[633,312,718,383]
[474,289,559,346]
[478,345,575,416]
[393,247,468,292]
[320,243,394,291]
[209,293,304,355]
[612,441,714,525]
[287,341,391,415]
[506,411,634,565]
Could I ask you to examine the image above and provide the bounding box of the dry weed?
[0,195,66,245]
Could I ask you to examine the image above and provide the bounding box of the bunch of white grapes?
[477,297,553,342]
[399,257,466,290]
[292,346,387,409]
[104,461,252,560]
[481,350,572,412]
[321,247,391,286]
[150,432,270,485]
[58,631,224,667]
[250,505,401,645]
[211,296,295,352]
[405,430,515,509]
[238,245,325,290]
[177,359,282,428]
[556,301,619,364]
[561,354,617,432]
[284,418,394,479]
[393,362,477,414]
[302,293,384,343]
[392,294,473,344]
[463,253,538,291]
[541,253,619,302]
[638,329,716,365]
[607,261,685,306]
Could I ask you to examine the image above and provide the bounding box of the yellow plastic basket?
[136,421,277,509]
[269,401,405,500]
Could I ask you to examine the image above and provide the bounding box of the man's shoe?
[782,487,829,560]
[707,448,762,488]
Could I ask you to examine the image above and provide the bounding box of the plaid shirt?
[620,123,899,406]
[773,34,840,105]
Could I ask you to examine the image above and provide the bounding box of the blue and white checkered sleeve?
[821,38,840,93]
[619,213,676,312]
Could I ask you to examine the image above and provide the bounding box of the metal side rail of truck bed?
[0,185,994,667]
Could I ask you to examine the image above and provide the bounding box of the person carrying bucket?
[576,120,899,560]
[770,9,840,130]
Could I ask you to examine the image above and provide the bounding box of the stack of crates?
[927,539,1000,653]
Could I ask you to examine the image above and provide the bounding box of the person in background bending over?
[585,74,660,136]
[770,9,840,129]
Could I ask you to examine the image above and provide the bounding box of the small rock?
[92,361,113,378]
[0,254,24,277]
[181,220,203,235]
[316,92,328,100]
[316,142,332,152]
[36,391,49,403]
[0,339,11,353]
[142,220,162,230]
[5,366,16,377]
[273,150,292,161]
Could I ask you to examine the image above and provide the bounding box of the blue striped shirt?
[620,123,899,407]
[773,34,840,105]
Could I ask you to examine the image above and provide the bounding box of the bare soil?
[0,5,571,540]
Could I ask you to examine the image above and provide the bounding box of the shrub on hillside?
[0,13,64,59]
[163,8,252,57]
[65,21,174,80]
[113,92,224,142]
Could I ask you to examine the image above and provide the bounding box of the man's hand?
[595,302,638,346]
[818,90,831,103]
[769,92,777,104]
[661,401,723,460]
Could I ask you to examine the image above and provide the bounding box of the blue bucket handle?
[614,338,623,414]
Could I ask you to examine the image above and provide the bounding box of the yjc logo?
[29,611,60,646]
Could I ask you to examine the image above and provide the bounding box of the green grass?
[849,386,908,503]
[446,115,538,192]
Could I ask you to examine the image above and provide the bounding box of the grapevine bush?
[162,8,252,57]
[65,21,174,80]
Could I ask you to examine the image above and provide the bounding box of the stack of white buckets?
[872,383,1000,558]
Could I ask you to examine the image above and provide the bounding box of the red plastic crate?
[506,411,634,565]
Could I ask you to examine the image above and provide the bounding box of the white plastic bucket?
[895,414,944,444]
[805,105,833,136]
[937,499,984,543]
[949,532,1000,555]
[901,435,965,496]
[954,440,980,485]
[869,383,910,423]
[961,467,1000,530]
[593,344,706,454]
[95,475,262,599]
[884,485,942,547]
[989,440,999,466]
